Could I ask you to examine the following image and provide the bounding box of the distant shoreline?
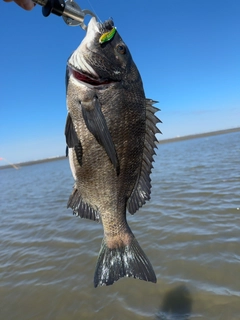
[158,127,240,144]
[0,156,67,170]
[1,127,239,170]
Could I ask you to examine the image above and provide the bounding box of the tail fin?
[94,237,157,287]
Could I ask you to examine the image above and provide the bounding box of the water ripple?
[0,132,240,319]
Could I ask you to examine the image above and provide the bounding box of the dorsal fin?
[127,99,161,214]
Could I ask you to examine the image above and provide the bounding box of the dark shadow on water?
[156,285,192,320]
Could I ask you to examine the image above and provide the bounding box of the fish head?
[67,17,141,87]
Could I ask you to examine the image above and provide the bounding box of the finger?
[3,0,35,10]
[15,0,35,10]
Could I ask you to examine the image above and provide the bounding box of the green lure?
[99,27,117,44]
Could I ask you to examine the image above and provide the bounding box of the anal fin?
[67,187,100,222]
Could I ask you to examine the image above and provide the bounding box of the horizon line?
[1,126,239,170]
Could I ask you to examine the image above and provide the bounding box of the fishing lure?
[99,27,117,44]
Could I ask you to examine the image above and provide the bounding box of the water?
[0,132,239,320]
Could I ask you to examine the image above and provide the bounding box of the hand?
[3,0,35,10]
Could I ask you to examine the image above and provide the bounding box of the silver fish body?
[65,17,160,287]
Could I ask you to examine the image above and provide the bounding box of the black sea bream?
[65,17,161,287]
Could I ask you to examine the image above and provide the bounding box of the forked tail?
[94,236,157,287]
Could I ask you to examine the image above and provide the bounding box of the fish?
[65,17,161,287]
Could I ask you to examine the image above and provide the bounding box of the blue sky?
[1,0,240,164]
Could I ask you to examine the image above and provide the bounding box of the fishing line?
[86,0,102,23]
[0,157,19,169]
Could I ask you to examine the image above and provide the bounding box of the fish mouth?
[68,65,115,86]
[67,18,118,87]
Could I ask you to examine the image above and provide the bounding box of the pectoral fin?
[81,96,119,174]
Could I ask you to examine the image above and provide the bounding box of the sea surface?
[0,131,239,320]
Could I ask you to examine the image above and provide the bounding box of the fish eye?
[116,44,126,55]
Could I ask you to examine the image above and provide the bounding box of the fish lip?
[88,16,101,33]
[68,64,118,87]
[88,17,113,34]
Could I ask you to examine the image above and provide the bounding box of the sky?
[1,0,240,164]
